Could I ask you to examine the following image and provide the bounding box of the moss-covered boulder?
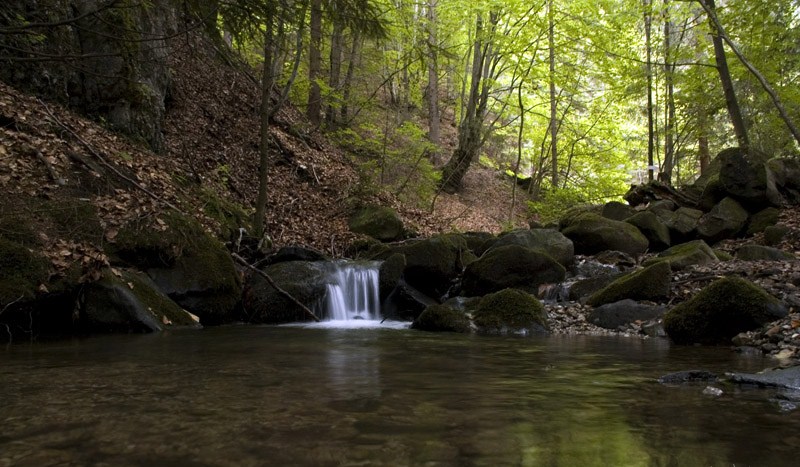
[462,231,496,256]
[558,204,601,230]
[764,225,790,246]
[561,213,649,256]
[644,240,718,271]
[472,289,549,335]
[383,279,437,321]
[411,304,471,333]
[698,174,727,212]
[746,207,780,236]
[768,157,800,203]
[109,212,241,324]
[461,244,566,297]
[378,253,406,301]
[243,261,329,323]
[485,228,574,266]
[625,211,671,251]
[0,236,50,306]
[718,147,782,208]
[664,207,703,243]
[568,273,626,302]
[586,262,671,307]
[601,201,636,221]
[663,276,787,345]
[735,245,796,261]
[348,205,405,242]
[82,269,199,333]
[394,234,469,299]
[697,197,749,244]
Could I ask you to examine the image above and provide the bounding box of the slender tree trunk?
[327,19,344,128]
[427,0,440,148]
[644,0,655,181]
[698,107,710,175]
[341,30,361,125]
[548,0,558,190]
[661,0,675,184]
[307,0,322,127]
[254,12,275,239]
[702,0,749,150]
[698,0,800,148]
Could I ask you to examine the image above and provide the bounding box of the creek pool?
[1,325,798,466]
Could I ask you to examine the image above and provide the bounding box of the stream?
[1,326,798,466]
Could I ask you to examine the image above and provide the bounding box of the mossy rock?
[561,213,649,256]
[586,261,671,307]
[644,240,718,271]
[486,228,574,267]
[746,207,780,236]
[394,234,469,299]
[199,188,252,239]
[568,273,626,302]
[110,211,241,324]
[243,261,329,323]
[697,197,749,244]
[348,205,405,242]
[461,231,495,255]
[601,201,636,221]
[82,269,199,333]
[663,276,787,345]
[698,174,726,212]
[473,288,549,335]
[625,211,671,251]
[558,204,601,230]
[664,207,703,243]
[714,250,734,262]
[735,245,796,261]
[461,244,565,297]
[0,236,50,306]
[379,253,406,301]
[411,304,471,333]
[764,225,790,246]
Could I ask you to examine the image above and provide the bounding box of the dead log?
[624,181,699,208]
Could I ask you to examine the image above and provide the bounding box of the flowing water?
[322,261,381,322]
[1,326,798,466]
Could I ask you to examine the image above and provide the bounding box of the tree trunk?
[698,107,710,175]
[254,13,275,239]
[340,30,361,125]
[326,18,344,128]
[702,0,749,150]
[307,0,322,127]
[644,0,655,181]
[427,0,440,148]
[548,0,558,190]
[660,0,675,184]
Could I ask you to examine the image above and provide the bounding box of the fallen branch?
[231,253,321,322]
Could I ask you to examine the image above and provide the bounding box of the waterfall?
[324,261,381,321]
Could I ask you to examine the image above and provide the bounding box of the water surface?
[1,326,797,466]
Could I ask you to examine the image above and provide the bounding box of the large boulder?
[242,261,329,323]
[625,211,671,251]
[588,299,665,330]
[568,273,626,302]
[601,201,636,221]
[644,240,718,270]
[461,245,566,297]
[586,261,672,307]
[411,304,471,333]
[696,197,749,244]
[664,276,787,345]
[746,207,780,236]
[348,205,405,242]
[717,147,782,208]
[664,207,703,243]
[485,228,574,266]
[698,174,727,212]
[378,253,406,301]
[561,213,649,257]
[394,234,469,299]
[82,269,199,332]
[767,157,800,203]
[472,289,549,335]
[110,212,241,324]
[382,279,437,321]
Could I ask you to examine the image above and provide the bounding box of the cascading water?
[324,261,381,321]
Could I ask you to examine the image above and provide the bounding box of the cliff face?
[0,0,183,152]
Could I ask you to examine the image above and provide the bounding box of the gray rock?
[718,147,782,208]
[384,279,438,321]
[243,261,329,323]
[697,197,749,244]
[746,207,780,236]
[625,211,671,251]
[664,207,703,243]
[348,205,405,242]
[562,213,649,256]
[644,240,718,270]
[568,273,625,302]
[586,262,671,307]
[486,228,574,266]
[727,366,800,391]
[411,304,470,333]
[601,201,636,221]
[735,245,796,261]
[461,244,566,297]
[378,253,406,301]
[588,299,665,329]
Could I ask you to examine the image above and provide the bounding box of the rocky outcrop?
[392,234,469,299]
[561,213,649,256]
[461,245,565,297]
[663,276,787,345]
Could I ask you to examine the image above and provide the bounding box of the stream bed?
[1,326,798,466]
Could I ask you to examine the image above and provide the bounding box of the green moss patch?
[587,261,671,307]
[473,288,548,335]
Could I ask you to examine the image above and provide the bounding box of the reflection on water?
[0,327,796,466]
